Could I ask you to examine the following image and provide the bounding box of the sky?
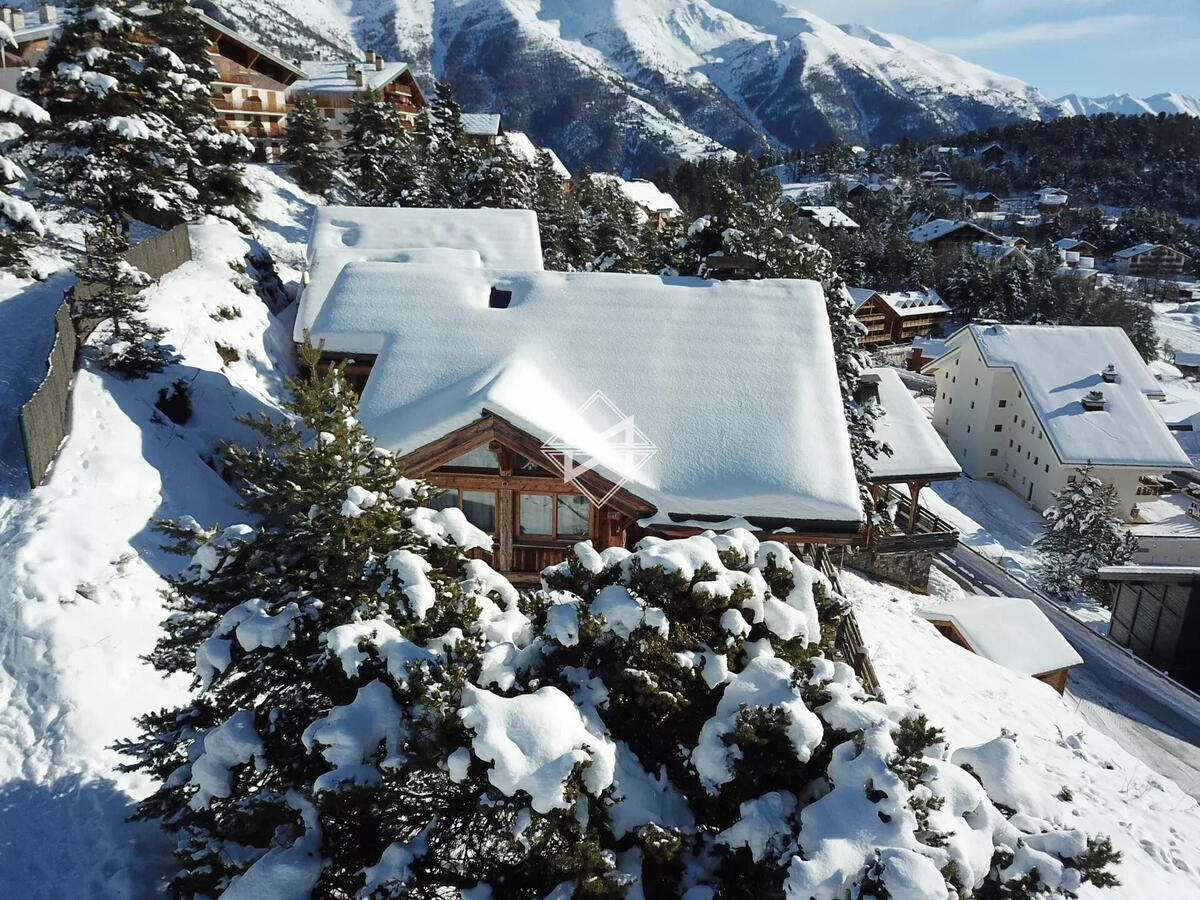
[795,0,1200,98]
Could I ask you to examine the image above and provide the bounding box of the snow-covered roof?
[971,242,1026,263]
[291,60,412,95]
[1054,237,1095,251]
[909,218,999,244]
[1173,351,1200,368]
[462,113,502,137]
[193,11,306,80]
[590,174,681,217]
[864,368,960,481]
[306,264,863,527]
[966,192,998,201]
[920,595,1082,676]
[848,287,879,311]
[1114,242,1189,260]
[797,206,858,229]
[499,131,570,180]
[1097,565,1200,581]
[880,290,950,317]
[297,207,545,338]
[953,324,1190,468]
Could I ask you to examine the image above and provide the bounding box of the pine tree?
[76,221,172,377]
[0,72,49,265]
[283,95,339,195]
[117,353,614,898]
[464,144,535,210]
[421,80,476,208]
[530,150,588,270]
[342,96,425,206]
[138,0,253,216]
[22,0,225,225]
[1035,463,1139,605]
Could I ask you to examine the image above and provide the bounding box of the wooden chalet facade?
[291,55,425,147]
[202,14,305,162]
[849,288,951,347]
[909,219,1003,254]
[966,192,999,213]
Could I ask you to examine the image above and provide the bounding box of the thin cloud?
[926,13,1153,53]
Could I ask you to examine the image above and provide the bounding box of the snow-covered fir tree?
[0,30,49,266]
[76,221,172,377]
[419,80,476,208]
[342,97,426,206]
[1035,463,1139,606]
[529,150,590,270]
[572,170,646,272]
[464,144,536,210]
[22,0,243,226]
[283,95,339,196]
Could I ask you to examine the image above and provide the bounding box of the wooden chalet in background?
[0,4,58,92]
[909,218,1003,253]
[849,287,951,347]
[291,54,425,147]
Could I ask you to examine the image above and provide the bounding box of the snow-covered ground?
[0,169,312,897]
[845,568,1200,895]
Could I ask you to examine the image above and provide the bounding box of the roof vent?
[1101,363,1119,383]
[1082,390,1107,411]
[375,56,384,71]
[345,63,357,80]
[488,287,512,309]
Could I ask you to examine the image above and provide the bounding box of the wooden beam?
[496,489,514,572]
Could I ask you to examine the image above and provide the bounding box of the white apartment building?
[930,324,1190,520]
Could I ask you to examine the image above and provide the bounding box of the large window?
[444,446,498,469]
[516,492,591,540]
[431,487,497,532]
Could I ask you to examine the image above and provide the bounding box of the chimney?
[38,3,55,23]
[345,63,357,81]
[353,69,365,88]
[374,56,383,71]
[0,7,12,30]
[365,49,375,63]
[1082,390,1107,411]
[1101,363,1119,384]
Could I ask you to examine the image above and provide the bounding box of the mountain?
[206,0,1061,173]
[1056,91,1200,119]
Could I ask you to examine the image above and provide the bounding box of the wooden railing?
[871,485,959,553]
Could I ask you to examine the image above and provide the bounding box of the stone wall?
[844,546,935,593]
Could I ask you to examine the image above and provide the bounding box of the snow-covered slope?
[1056,91,1200,119]
[207,0,1060,172]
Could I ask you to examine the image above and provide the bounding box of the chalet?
[1113,243,1191,278]
[462,113,502,145]
[849,288,951,347]
[1035,187,1068,216]
[500,131,570,188]
[930,324,1190,518]
[297,207,864,583]
[919,596,1082,694]
[966,192,999,214]
[590,174,681,230]
[909,219,1002,253]
[918,170,954,186]
[846,181,899,202]
[1004,236,1030,250]
[795,206,859,230]
[1054,237,1098,258]
[0,4,58,92]
[971,242,1030,267]
[1098,566,1200,690]
[202,13,306,161]
[290,54,425,146]
[845,368,961,591]
[976,143,1007,168]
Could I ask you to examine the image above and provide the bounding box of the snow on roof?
[920,595,1082,676]
[1173,351,1200,367]
[797,206,859,229]
[292,60,412,95]
[297,207,544,340]
[957,324,1191,468]
[847,287,879,311]
[306,264,864,526]
[864,368,960,481]
[499,131,570,180]
[1114,242,1189,260]
[971,242,1025,263]
[1054,237,1094,251]
[590,174,681,217]
[909,218,998,244]
[462,113,501,136]
[966,192,998,201]
[879,290,950,317]
[1097,565,1200,581]
[193,11,306,80]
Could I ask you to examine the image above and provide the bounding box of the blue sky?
[798,0,1200,98]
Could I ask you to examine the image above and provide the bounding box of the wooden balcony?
[870,485,959,553]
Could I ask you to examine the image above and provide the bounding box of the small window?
[1068,475,1077,483]
[952,376,956,383]
[1026,451,1031,460]
[461,491,496,532]
[986,472,995,477]
[1034,457,1038,465]
[967,425,971,433]
[1009,439,1013,447]
[990,449,999,457]
[1045,464,1050,473]
[941,392,945,400]
[949,397,953,405]
[324,108,335,118]
[998,399,1007,408]
[1021,419,1026,428]
[994,424,1002,432]
[519,494,554,536]
[1013,415,1018,424]
[974,378,978,386]
[1018,391,1023,398]
[970,401,975,409]
[557,495,590,536]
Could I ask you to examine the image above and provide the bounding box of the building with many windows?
[290,54,425,147]
[928,324,1190,519]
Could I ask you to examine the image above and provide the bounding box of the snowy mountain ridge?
[206,0,1063,172]
[1056,91,1200,119]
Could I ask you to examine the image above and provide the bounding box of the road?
[938,545,1200,799]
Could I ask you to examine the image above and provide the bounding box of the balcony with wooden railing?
[868,484,959,553]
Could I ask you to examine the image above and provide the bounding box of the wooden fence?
[16,224,195,488]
